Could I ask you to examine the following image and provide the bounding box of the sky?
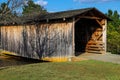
[0,0,120,14]
[33,0,120,14]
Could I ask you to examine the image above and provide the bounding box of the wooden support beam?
[75,16,102,23]
[101,19,105,25]
[75,18,81,23]
[72,17,75,57]
[79,16,101,19]
[103,19,107,53]
[96,19,103,27]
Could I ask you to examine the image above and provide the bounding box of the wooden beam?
[72,17,75,57]
[78,16,101,19]
[103,19,107,53]
[101,19,105,25]
[75,16,102,23]
[96,19,103,27]
[75,18,81,23]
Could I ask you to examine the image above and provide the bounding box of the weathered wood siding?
[0,22,73,59]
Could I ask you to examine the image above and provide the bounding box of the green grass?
[0,60,120,80]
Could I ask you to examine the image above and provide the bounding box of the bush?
[107,30,120,54]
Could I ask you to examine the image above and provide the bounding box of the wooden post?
[103,19,107,53]
[68,18,75,61]
[0,26,1,49]
[72,18,75,57]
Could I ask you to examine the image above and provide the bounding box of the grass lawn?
[0,60,120,80]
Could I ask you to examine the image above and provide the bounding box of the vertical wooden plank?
[67,23,71,57]
[56,23,60,58]
[0,26,1,49]
[103,19,107,53]
[58,23,62,58]
[63,23,66,57]
[0,22,74,61]
[64,22,67,57]
[61,23,64,57]
[72,18,75,57]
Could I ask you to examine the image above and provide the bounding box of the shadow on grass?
[0,54,49,68]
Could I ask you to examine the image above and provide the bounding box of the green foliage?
[108,10,113,17]
[106,9,120,54]
[0,3,12,18]
[107,31,120,54]
[22,0,47,16]
[0,3,10,13]
[0,2,18,24]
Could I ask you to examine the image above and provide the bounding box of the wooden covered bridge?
[0,8,110,61]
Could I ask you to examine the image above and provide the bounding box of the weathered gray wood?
[103,19,107,53]
[72,18,75,57]
[0,22,73,60]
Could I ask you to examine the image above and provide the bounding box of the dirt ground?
[78,52,120,64]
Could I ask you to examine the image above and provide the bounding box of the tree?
[113,10,119,19]
[22,0,47,16]
[107,9,113,18]
[106,9,120,54]
[0,0,25,24]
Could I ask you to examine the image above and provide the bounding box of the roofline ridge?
[48,7,94,14]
